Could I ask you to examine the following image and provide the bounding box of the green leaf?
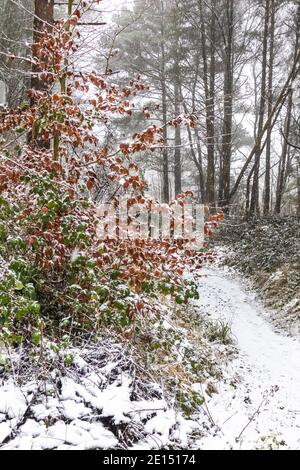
[31,330,41,346]
[15,307,27,321]
[30,302,41,315]
[14,280,24,291]
[0,293,10,306]
[110,271,120,280]
[64,354,74,365]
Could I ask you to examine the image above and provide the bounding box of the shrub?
[0,3,223,348]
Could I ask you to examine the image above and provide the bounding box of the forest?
[0,0,299,453]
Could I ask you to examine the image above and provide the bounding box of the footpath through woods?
[197,265,300,450]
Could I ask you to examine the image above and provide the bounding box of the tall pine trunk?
[160,2,169,203]
[174,78,182,196]
[297,162,300,220]
[162,80,169,203]
[275,88,293,214]
[199,0,215,206]
[250,0,270,216]
[263,0,275,216]
[221,0,234,211]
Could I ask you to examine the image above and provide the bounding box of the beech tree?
[0,0,222,345]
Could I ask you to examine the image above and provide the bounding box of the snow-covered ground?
[197,266,300,450]
[0,342,202,450]
[0,264,299,450]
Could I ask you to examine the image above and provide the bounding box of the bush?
[0,5,224,349]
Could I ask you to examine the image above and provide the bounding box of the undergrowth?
[214,216,300,335]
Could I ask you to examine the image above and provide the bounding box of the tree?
[31,0,55,93]
[275,88,293,213]
[102,0,176,202]
[29,0,54,148]
[96,0,300,218]
[1,0,218,346]
[0,0,33,107]
[249,0,270,217]
[199,0,216,205]
[263,0,275,216]
[220,0,235,211]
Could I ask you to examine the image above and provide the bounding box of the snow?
[0,423,11,443]
[197,266,300,450]
[0,261,299,450]
[0,384,28,419]
[0,351,199,450]
[60,400,92,421]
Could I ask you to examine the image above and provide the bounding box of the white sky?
[100,0,133,19]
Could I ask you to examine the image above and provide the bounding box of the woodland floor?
[195,263,300,450]
[0,252,299,450]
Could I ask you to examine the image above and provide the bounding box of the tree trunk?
[296,3,300,220]
[263,0,275,216]
[31,0,55,93]
[162,80,169,203]
[30,0,54,148]
[297,162,300,221]
[160,2,169,203]
[246,165,255,218]
[250,0,270,216]
[199,0,215,205]
[188,49,205,202]
[0,0,32,107]
[181,90,205,202]
[221,0,234,211]
[218,152,224,206]
[194,126,205,202]
[174,78,182,196]
[229,46,300,202]
[275,88,293,214]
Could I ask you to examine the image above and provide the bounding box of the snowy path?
[197,267,300,450]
